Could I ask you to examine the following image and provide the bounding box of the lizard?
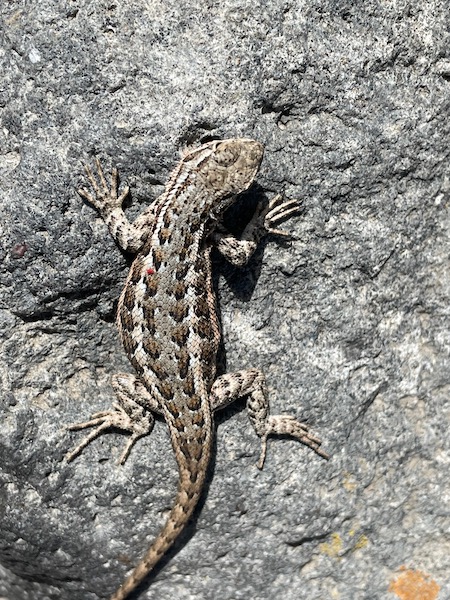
[66,138,328,600]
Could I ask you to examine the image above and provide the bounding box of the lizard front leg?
[66,373,161,464]
[212,194,301,266]
[210,369,328,469]
[78,159,157,253]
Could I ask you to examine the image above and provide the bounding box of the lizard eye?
[205,167,227,189]
[214,144,240,167]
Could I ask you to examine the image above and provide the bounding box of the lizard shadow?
[213,183,296,368]
[215,185,268,302]
[215,183,296,302]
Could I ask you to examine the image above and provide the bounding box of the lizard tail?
[110,444,211,600]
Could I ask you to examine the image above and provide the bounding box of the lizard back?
[117,139,264,402]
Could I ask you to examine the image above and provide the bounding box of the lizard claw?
[261,194,302,237]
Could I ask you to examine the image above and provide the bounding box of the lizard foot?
[65,400,153,465]
[78,157,129,214]
[257,415,329,469]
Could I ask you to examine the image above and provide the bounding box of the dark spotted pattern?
[175,347,190,379]
[122,286,136,312]
[158,228,172,243]
[182,373,195,396]
[172,281,187,300]
[169,302,189,323]
[121,328,139,360]
[171,323,189,346]
[142,302,156,334]
[152,248,165,270]
[142,337,161,360]
[145,276,158,297]
[157,380,175,401]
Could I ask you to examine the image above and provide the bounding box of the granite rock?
[0,1,449,599]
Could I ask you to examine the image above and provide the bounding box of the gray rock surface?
[1,1,449,599]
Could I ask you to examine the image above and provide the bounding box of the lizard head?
[182,138,264,205]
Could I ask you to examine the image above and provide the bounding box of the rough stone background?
[0,1,449,599]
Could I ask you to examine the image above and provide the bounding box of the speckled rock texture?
[1,1,449,599]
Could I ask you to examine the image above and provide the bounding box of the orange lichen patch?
[319,529,370,559]
[353,534,369,550]
[389,567,440,600]
[319,533,343,558]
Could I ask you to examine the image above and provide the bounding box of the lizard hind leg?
[65,373,158,465]
[209,368,329,469]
